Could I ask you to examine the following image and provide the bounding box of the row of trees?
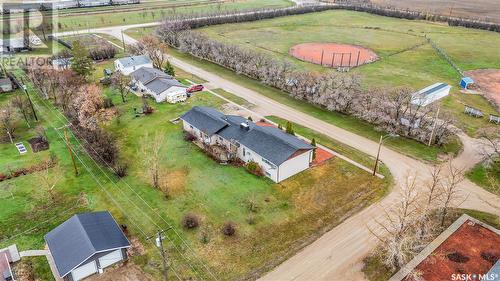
[156,28,454,145]
[158,5,335,31]
[27,67,120,169]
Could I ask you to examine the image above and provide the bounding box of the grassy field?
[0,61,389,280]
[197,10,500,136]
[466,160,499,195]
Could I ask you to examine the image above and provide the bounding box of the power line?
[20,73,213,280]
[27,84,186,281]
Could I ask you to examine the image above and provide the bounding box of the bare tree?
[140,133,165,189]
[36,161,62,202]
[439,161,465,226]
[130,35,169,69]
[0,106,17,143]
[370,173,421,270]
[111,71,131,103]
[11,95,31,127]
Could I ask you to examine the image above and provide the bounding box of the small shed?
[0,78,13,93]
[45,211,130,281]
[460,77,474,89]
[411,83,451,107]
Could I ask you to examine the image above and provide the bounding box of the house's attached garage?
[71,261,97,281]
[98,249,123,269]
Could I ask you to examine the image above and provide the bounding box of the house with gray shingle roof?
[181,106,314,182]
[45,211,130,281]
[114,55,152,75]
[130,67,187,103]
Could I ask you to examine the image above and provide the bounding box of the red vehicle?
[187,84,204,93]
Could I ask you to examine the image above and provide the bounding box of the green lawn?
[197,10,500,136]
[0,65,389,280]
[466,160,499,195]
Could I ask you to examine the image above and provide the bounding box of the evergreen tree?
[311,138,317,160]
[285,121,295,135]
[163,60,175,76]
[71,40,93,78]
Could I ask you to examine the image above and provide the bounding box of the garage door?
[72,260,97,281]
[98,249,123,269]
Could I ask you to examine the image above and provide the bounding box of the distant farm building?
[411,83,451,107]
[460,76,474,89]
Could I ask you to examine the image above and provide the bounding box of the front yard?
[0,61,389,280]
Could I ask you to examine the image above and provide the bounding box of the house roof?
[131,67,185,95]
[45,211,130,278]
[181,106,229,136]
[181,106,313,165]
[146,77,185,95]
[116,55,151,69]
[131,67,171,84]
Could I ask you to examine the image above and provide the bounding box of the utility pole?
[64,129,79,176]
[428,107,440,147]
[373,135,383,176]
[121,30,126,53]
[20,78,38,122]
[147,228,172,281]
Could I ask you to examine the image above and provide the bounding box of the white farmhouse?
[114,55,153,75]
[411,83,451,107]
[181,106,315,183]
[130,67,187,103]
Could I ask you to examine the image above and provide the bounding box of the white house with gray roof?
[45,211,130,281]
[130,67,187,103]
[181,106,314,182]
[114,55,153,75]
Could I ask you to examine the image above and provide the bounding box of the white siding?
[277,150,312,182]
[98,249,123,269]
[71,260,97,281]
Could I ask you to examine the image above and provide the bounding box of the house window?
[265,171,271,177]
[262,157,275,168]
[242,148,246,155]
[190,125,193,129]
